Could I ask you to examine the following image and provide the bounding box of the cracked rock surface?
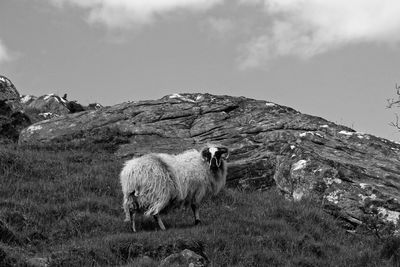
[19,93,400,227]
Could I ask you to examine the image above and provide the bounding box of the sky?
[1,0,400,140]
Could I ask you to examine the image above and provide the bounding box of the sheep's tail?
[121,154,179,216]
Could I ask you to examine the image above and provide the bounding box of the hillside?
[2,78,400,265]
[18,93,400,231]
[0,144,399,266]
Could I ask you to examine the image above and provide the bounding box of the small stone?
[26,257,48,267]
[159,249,207,267]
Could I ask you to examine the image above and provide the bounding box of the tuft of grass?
[0,143,398,266]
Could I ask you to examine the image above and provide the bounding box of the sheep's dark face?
[201,146,229,170]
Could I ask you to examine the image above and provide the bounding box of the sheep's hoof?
[195,219,201,225]
[158,222,166,231]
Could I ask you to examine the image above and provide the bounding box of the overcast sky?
[1,0,400,140]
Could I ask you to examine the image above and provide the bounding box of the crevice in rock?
[380,166,400,176]
[159,113,196,121]
[190,125,225,138]
[199,104,240,116]
[222,105,240,114]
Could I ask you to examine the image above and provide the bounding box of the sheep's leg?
[130,210,137,232]
[191,204,201,225]
[125,193,138,232]
[123,196,131,222]
[154,214,166,231]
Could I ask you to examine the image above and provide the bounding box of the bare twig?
[387,84,400,130]
[389,113,400,130]
[386,84,400,109]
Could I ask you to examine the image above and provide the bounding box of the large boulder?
[18,93,400,227]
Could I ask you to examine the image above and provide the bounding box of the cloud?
[200,17,235,39]
[49,0,224,28]
[0,39,11,64]
[45,0,400,69]
[238,0,400,69]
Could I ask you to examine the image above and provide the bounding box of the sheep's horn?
[218,147,229,159]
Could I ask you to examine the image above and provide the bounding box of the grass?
[0,144,398,266]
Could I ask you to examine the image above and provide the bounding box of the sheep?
[120,145,229,232]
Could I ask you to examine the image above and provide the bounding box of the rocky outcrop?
[0,100,31,143]
[24,94,86,121]
[0,77,31,143]
[27,94,70,115]
[0,75,107,143]
[0,76,19,101]
[18,93,400,228]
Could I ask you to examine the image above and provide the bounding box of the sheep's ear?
[201,147,210,161]
[218,147,230,159]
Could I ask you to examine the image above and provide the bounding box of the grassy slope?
[0,144,396,266]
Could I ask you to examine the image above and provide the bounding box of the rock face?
[18,93,400,227]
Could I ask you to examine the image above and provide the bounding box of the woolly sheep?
[120,145,229,232]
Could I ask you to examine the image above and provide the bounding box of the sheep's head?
[201,146,229,170]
